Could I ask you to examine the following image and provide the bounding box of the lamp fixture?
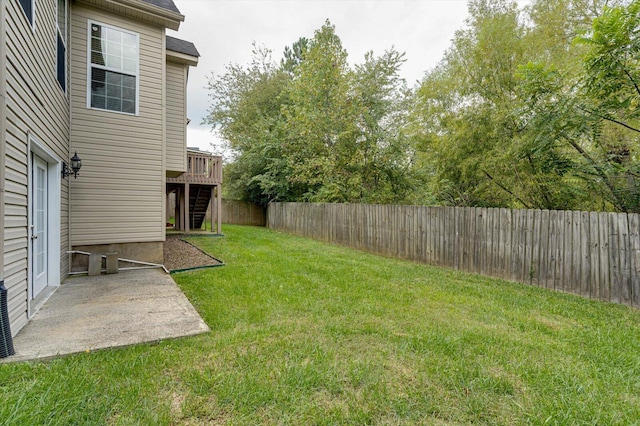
[62,151,82,179]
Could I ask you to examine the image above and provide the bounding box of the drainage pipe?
[66,251,170,274]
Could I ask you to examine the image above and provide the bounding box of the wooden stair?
[189,185,211,229]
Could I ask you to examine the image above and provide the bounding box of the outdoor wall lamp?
[62,152,82,179]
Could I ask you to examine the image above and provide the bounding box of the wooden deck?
[166,151,223,233]
[167,151,222,185]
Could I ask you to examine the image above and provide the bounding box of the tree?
[280,21,355,201]
[205,44,292,206]
[281,37,308,75]
[516,0,640,212]
[207,21,414,205]
[351,49,415,203]
[411,0,637,211]
[208,1,639,212]
[413,0,529,207]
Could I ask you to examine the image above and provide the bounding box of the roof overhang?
[76,0,184,30]
[166,49,199,66]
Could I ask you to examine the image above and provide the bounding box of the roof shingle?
[141,0,181,14]
[166,35,200,57]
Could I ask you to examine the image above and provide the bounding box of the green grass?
[2,225,640,425]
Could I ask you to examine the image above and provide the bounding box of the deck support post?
[173,188,180,229]
[216,184,222,234]
[166,192,172,226]
[210,186,215,233]
[175,186,182,230]
[184,182,190,231]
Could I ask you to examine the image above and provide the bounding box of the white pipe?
[68,265,167,276]
[67,251,169,274]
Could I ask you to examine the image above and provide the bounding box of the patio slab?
[3,268,209,363]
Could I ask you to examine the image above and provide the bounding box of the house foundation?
[71,242,164,273]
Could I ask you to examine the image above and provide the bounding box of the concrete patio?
[3,268,209,363]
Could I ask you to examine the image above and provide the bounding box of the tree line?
[205,0,639,213]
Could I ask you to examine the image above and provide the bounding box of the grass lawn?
[2,225,640,425]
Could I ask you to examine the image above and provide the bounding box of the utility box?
[0,281,15,358]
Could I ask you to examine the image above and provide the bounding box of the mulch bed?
[163,235,223,272]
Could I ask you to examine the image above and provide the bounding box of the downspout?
[67,3,73,276]
[161,31,167,243]
[1,0,8,283]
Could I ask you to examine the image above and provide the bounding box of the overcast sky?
[168,0,531,156]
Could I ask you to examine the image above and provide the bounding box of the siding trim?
[166,50,197,66]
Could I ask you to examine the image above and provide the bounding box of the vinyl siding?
[4,0,71,335]
[165,60,186,173]
[69,4,165,246]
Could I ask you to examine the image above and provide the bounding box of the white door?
[32,154,48,298]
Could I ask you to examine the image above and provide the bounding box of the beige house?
[0,0,217,341]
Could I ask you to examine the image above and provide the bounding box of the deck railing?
[167,152,222,184]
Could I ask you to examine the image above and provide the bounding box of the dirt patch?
[163,235,222,272]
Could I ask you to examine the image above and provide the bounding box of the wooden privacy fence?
[267,203,640,307]
[222,199,266,226]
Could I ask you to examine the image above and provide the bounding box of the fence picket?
[562,211,573,294]
[628,214,640,307]
[571,211,582,294]
[538,210,550,288]
[588,212,600,299]
[551,210,563,292]
[619,213,631,305]
[599,212,611,302]
[580,211,590,297]
[609,213,621,304]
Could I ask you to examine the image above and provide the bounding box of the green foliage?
[575,0,640,212]
[207,21,414,206]
[411,0,639,212]
[281,21,355,201]
[515,0,640,212]
[206,45,294,205]
[413,0,529,207]
[208,1,639,212]
[281,37,308,75]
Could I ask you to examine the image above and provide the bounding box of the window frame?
[56,0,67,92]
[86,20,140,116]
[18,0,36,28]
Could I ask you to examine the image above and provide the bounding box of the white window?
[87,21,139,114]
[56,0,67,91]
[18,0,34,26]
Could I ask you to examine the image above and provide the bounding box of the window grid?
[88,22,139,114]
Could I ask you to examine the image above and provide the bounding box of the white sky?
[168,0,531,156]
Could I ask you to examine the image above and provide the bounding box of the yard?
[1,225,639,424]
